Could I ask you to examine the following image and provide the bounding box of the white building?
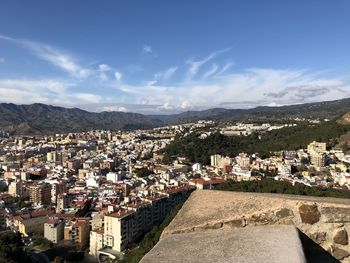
[278,163,292,177]
[192,163,202,172]
[86,173,99,188]
[106,172,123,183]
[90,229,104,257]
[8,179,22,198]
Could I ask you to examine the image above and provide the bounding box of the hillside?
[161,121,350,164]
[0,103,162,135]
[159,98,350,124]
[337,111,350,125]
[1,98,350,135]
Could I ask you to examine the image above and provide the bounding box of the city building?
[236,153,251,169]
[44,218,64,243]
[28,183,52,206]
[64,218,90,248]
[8,179,23,198]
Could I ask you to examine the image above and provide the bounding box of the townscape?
[0,119,349,262]
[2,1,350,262]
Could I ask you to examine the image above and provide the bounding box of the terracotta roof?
[190,178,225,185]
[166,185,195,194]
[108,208,134,219]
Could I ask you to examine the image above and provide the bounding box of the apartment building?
[89,228,104,257]
[28,183,52,206]
[97,185,195,257]
[235,153,252,169]
[64,218,90,248]
[308,141,327,168]
[8,179,23,198]
[44,218,64,243]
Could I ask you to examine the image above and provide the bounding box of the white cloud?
[1,34,350,114]
[217,62,234,75]
[31,44,91,78]
[0,58,5,63]
[0,34,91,78]
[116,68,350,113]
[180,101,192,109]
[143,45,153,54]
[154,66,177,81]
[74,93,101,103]
[202,63,219,79]
[0,79,71,93]
[146,80,157,86]
[0,78,103,106]
[114,71,122,82]
[186,48,230,80]
[158,103,175,110]
[102,105,127,112]
[98,64,111,81]
[99,64,111,71]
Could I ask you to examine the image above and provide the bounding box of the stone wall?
[162,190,350,262]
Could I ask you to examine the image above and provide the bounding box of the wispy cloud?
[0,78,101,105]
[98,64,111,81]
[101,105,127,112]
[0,34,91,78]
[114,71,122,82]
[74,93,101,103]
[202,63,219,79]
[115,68,350,113]
[26,42,92,78]
[154,66,178,82]
[143,45,153,54]
[1,34,350,114]
[0,58,5,63]
[186,48,231,80]
[217,62,234,76]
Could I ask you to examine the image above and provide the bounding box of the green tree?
[0,232,29,263]
[161,121,350,164]
[134,167,152,178]
[214,179,350,199]
[32,236,53,251]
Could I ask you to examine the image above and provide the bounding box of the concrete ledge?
[162,190,350,238]
[141,225,306,263]
[159,190,349,261]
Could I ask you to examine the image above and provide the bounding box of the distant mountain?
[0,103,162,135]
[1,98,350,135]
[156,98,350,124]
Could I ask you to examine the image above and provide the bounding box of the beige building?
[235,153,251,169]
[311,152,326,168]
[91,212,104,231]
[51,181,67,204]
[64,218,90,248]
[210,154,222,167]
[103,208,135,252]
[8,179,23,198]
[89,229,104,257]
[28,183,52,206]
[307,141,327,168]
[307,141,326,155]
[47,151,59,162]
[44,218,64,243]
[97,186,195,258]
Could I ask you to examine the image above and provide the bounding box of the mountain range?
[1,98,350,135]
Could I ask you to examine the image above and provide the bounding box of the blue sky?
[0,0,350,114]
